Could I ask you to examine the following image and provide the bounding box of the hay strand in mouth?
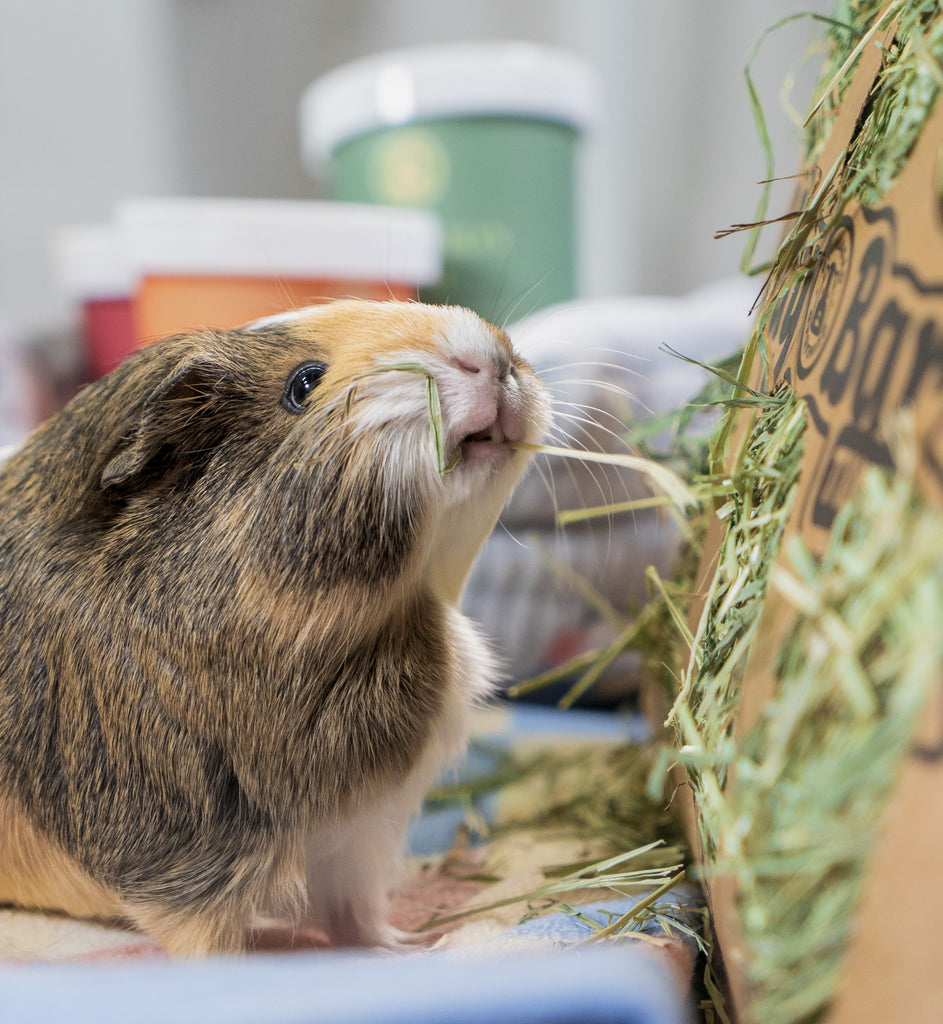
[352,363,699,501]
[510,441,698,511]
[348,363,460,474]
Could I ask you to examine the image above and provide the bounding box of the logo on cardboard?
[765,205,943,546]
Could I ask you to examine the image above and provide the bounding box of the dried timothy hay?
[732,467,943,1023]
[414,738,697,950]
[660,388,807,853]
[662,393,943,1022]
[347,363,460,473]
[748,1,943,307]
[354,363,699,499]
[805,0,943,206]
[657,3,943,1021]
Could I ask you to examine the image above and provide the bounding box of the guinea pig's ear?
[100,355,227,489]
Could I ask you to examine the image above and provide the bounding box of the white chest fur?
[300,605,497,946]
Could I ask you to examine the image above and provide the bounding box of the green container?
[300,43,600,320]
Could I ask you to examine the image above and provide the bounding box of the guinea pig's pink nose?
[451,355,484,375]
[451,352,512,379]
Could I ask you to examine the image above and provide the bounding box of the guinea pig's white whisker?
[538,370,646,393]
[534,357,648,380]
[538,420,625,521]
[547,409,640,462]
[546,417,604,452]
[540,384,649,425]
[539,369,644,389]
[494,518,535,551]
[549,400,638,439]
[549,398,670,455]
[546,442,632,517]
[531,449,626,545]
[536,346,651,365]
[540,378,646,410]
[546,424,610,474]
[271,275,300,315]
[497,285,546,332]
[527,454,563,525]
[549,413,636,451]
[490,267,553,330]
[544,436,647,499]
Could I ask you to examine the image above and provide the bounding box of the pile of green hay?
[805,0,942,206]
[664,399,943,1022]
[418,741,691,938]
[659,3,943,1021]
[750,0,943,298]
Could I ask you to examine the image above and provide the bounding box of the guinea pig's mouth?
[457,420,511,462]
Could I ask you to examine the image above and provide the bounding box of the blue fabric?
[502,706,651,743]
[0,946,692,1024]
[495,894,697,947]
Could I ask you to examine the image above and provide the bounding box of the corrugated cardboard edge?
[681,25,943,1022]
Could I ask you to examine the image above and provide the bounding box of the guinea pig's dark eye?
[282,361,327,413]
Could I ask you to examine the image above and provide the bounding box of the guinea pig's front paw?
[371,923,432,953]
[302,901,421,952]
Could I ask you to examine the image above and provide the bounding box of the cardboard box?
[686,25,943,1023]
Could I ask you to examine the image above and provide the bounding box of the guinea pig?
[0,299,550,956]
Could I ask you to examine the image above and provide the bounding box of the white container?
[115,197,443,343]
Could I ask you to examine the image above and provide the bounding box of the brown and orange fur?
[0,300,549,955]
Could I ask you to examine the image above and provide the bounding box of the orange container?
[117,198,442,344]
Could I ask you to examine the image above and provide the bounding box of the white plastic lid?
[53,223,135,301]
[300,42,602,174]
[115,197,443,285]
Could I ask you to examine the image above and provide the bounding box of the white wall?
[0,0,834,334]
[0,0,181,331]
